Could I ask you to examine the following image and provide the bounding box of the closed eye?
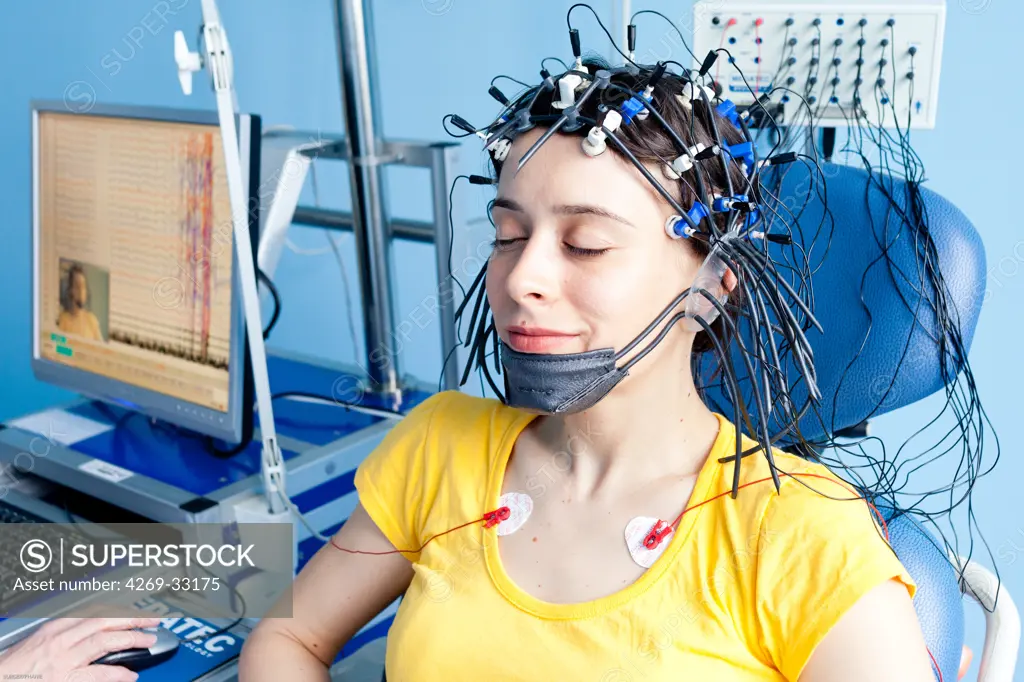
[491,237,523,251]
[490,238,609,257]
[566,244,609,257]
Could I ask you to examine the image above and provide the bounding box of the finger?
[59,617,162,647]
[64,664,139,682]
[37,616,90,638]
[67,628,157,670]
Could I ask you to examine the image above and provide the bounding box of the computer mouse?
[92,627,180,671]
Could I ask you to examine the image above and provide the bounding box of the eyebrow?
[492,197,635,229]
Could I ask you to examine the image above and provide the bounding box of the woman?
[57,262,102,341]
[239,58,933,680]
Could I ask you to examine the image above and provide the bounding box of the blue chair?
[701,162,1020,681]
[373,163,1021,681]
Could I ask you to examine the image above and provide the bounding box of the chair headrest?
[700,162,986,442]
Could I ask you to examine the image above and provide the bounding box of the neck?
[530,354,721,497]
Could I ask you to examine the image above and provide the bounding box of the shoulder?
[705,421,898,575]
[358,390,531,482]
[353,391,530,556]
[710,422,868,529]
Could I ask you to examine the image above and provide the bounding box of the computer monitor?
[30,102,260,444]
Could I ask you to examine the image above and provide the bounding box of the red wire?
[928,647,944,682]
[327,470,940,678]
[715,19,737,89]
[328,472,889,556]
[329,515,484,556]
[662,471,890,543]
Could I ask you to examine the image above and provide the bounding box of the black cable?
[271,391,404,419]
[256,268,280,340]
[567,3,640,67]
[629,9,699,64]
[491,74,531,90]
[542,56,570,73]
[442,33,999,605]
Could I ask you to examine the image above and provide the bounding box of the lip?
[506,325,579,353]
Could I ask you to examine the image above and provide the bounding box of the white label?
[9,408,113,446]
[78,459,134,483]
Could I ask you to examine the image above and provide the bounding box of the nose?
[502,232,561,306]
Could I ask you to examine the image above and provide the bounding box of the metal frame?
[327,0,460,397]
[262,130,461,393]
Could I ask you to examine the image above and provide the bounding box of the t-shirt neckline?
[483,409,731,620]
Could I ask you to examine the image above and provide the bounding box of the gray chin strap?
[499,342,629,414]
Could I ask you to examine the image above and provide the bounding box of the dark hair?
[60,262,88,312]
[488,57,748,353]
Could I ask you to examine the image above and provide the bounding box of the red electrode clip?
[484,506,511,529]
[643,520,673,550]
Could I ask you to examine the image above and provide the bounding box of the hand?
[0,617,163,682]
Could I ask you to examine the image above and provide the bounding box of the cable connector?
[620,96,646,124]
[663,142,710,180]
[723,140,756,173]
[488,137,511,162]
[715,99,741,127]
[484,506,511,529]
[698,50,718,77]
[635,63,667,122]
[712,193,750,212]
[667,201,712,238]
[757,151,797,168]
[643,520,673,550]
[665,214,699,239]
[488,85,510,106]
[694,143,721,161]
[468,174,495,185]
[449,114,477,136]
[677,81,716,111]
[582,110,623,157]
[515,108,535,133]
[663,155,692,180]
[554,73,584,109]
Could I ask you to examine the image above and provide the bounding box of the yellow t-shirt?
[354,390,916,681]
[57,310,101,341]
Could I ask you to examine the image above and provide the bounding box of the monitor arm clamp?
[174,0,287,517]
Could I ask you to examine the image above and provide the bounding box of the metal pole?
[332,0,400,398]
[291,206,437,244]
[430,145,460,391]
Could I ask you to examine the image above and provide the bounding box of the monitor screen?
[32,104,258,442]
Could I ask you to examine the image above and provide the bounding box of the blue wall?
[1,1,1020,678]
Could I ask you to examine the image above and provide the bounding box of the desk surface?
[0,351,434,680]
[55,354,432,498]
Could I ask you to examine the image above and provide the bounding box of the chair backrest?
[697,162,988,681]
[699,162,987,441]
[879,506,965,681]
